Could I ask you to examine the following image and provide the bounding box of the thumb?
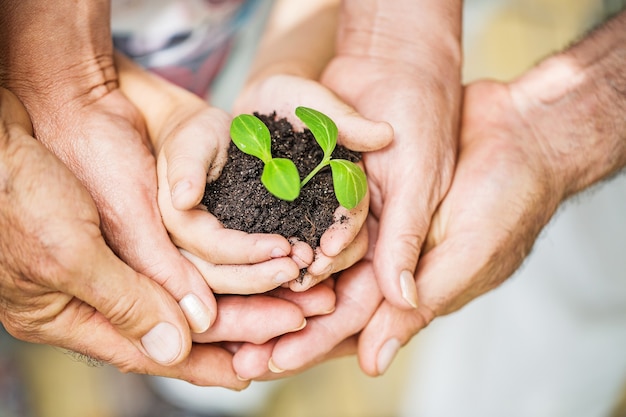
[332,111,394,153]
[161,107,231,211]
[64,240,193,366]
[234,74,394,153]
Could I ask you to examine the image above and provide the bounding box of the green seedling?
[230,106,367,209]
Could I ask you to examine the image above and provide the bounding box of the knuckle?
[101,294,141,329]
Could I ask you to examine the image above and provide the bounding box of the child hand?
[234,74,393,290]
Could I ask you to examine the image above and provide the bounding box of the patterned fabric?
[111,0,262,96]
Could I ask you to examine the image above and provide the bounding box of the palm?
[322,55,460,308]
[355,81,564,373]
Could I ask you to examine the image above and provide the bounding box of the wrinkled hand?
[233,80,565,379]
[233,73,393,290]
[1,0,218,332]
[353,81,564,374]
[321,53,460,310]
[0,88,227,386]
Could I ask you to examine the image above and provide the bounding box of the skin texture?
[227,0,462,377]
[321,0,463,310]
[233,9,626,379]
[0,0,337,383]
[0,87,234,386]
[0,0,218,334]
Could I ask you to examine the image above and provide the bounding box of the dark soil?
[202,112,361,249]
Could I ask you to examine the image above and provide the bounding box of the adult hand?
[357,9,626,375]
[0,87,245,387]
[234,9,626,380]
[233,73,393,291]
[321,0,463,310]
[0,0,219,333]
[230,80,560,379]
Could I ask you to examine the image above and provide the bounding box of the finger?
[289,225,368,292]
[180,249,300,294]
[193,295,306,344]
[161,107,231,210]
[233,339,277,380]
[268,283,336,317]
[234,75,393,152]
[159,152,294,265]
[67,316,248,389]
[234,335,359,381]
[59,239,193,366]
[106,179,218,334]
[371,167,428,311]
[289,237,314,269]
[319,184,369,257]
[268,262,382,373]
[357,301,431,377]
[357,226,505,376]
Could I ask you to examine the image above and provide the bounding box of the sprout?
[229,107,367,209]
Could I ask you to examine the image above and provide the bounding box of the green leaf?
[230,114,272,163]
[261,158,301,201]
[295,106,338,158]
[329,160,367,209]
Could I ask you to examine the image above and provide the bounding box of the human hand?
[233,73,393,291]
[231,80,563,379]
[234,9,626,379]
[0,0,218,333]
[321,0,463,310]
[231,261,381,380]
[262,9,626,378]
[116,56,307,296]
[0,88,251,387]
[116,56,339,352]
[351,80,569,375]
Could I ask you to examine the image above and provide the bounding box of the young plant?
[229,106,367,209]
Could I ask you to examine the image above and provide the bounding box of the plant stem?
[301,158,330,187]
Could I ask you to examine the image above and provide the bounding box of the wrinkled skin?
[231,80,565,379]
[0,88,236,386]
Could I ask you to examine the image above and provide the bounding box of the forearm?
[510,10,626,199]
[0,0,115,114]
[245,0,340,84]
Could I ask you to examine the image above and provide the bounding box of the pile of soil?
[202,112,361,249]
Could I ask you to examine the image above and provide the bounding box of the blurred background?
[2,0,625,416]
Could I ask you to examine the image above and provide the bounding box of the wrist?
[509,11,626,199]
[0,0,116,114]
[336,0,462,76]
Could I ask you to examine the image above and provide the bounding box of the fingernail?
[400,270,419,309]
[291,254,310,269]
[268,358,285,374]
[313,262,333,276]
[179,294,212,333]
[271,247,288,258]
[141,322,182,365]
[291,318,307,332]
[171,180,191,198]
[321,305,336,315]
[236,374,250,382]
[273,271,293,285]
[377,338,401,375]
